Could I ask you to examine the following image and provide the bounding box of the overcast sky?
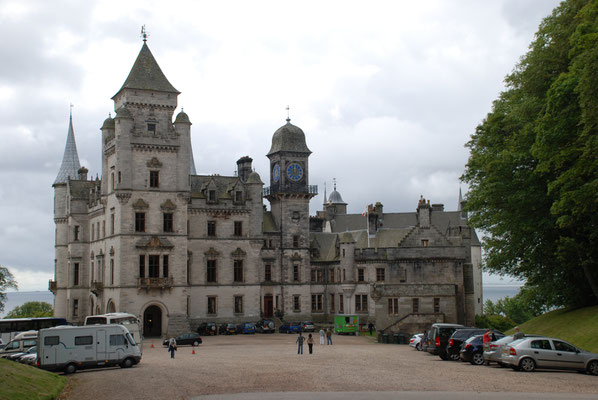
[0,0,561,291]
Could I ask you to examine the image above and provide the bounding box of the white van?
[38,325,141,374]
[0,330,37,358]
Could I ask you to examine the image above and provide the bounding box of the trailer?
[38,325,141,374]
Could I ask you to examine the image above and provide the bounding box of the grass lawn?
[508,305,598,352]
[0,358,66,400]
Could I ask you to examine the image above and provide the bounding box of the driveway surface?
[62,334,598,399]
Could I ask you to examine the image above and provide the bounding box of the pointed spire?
[112,42,179,99]
[458,187,463,211]
[322,182,327,205]
[54,109,82,185]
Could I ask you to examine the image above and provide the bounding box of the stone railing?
[138,277,174,290]
[263,185,318,196]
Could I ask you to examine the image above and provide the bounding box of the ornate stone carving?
[146,157,163,168]
[205,247,220,258]
[232,247,247,258]
[132,198,149,209]
[160,199,177,211]
[116,192,132,205]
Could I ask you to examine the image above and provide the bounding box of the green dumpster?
[382,334,389,344]
[399,334,406,344]
[393,333,400,344]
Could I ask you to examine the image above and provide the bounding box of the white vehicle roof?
[14,330,38,340]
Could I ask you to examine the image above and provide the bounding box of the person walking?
[307,333,314,354]
[296,332,305,354]
[368,322,374,336]
[319,328,325,345]
[326,328,333,345]
[168,337,177,359]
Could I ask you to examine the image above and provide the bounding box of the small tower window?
[147,123,156,134]
[150,171,159,188]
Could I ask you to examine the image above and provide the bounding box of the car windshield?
[465,335,482,344]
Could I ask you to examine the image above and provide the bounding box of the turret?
[246,170,264,236]
[236,156,253,183]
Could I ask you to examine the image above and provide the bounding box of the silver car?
[501,337,598,374]
[483,334,539,366]
[409,333,424,350]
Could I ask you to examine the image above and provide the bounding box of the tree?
[0,265,18,314]
[482,286,547,324]
[462,0,598,308]
[5,301,53,318]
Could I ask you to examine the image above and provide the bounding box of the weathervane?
[141,25,149,42]
[286,105,290,122]
[70,103,74,117]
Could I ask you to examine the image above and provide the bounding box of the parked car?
[219,323,237,335]
[237,323,256,334]
[162,333,203,347]
[426,323,464,360]
[501,337,598,374]
[0,331,37,358]
[446,328,504,361]
[301,321,315,332]
[421,330,432,352]
[459,335,486,365]
[255,319,276,334]
[197,322,218,336]
[409,333,424,351]
[483,334,540,366]
[16,346,37,365]
[279,322,302,334]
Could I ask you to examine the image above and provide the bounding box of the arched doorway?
[143,305,162,337]
[106,300,116,313]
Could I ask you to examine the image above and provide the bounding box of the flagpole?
[366,208,370,248]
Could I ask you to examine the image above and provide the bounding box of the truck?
[334,314,359,335]
[38,324,141,374]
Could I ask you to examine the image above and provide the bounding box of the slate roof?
[54,114,81,185]
[310,232,339,262]
[113,43,179,98]
[263,212,278,233]
[190,175,243,199]
[267,120,312,155]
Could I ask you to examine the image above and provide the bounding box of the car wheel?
[439,353,449,361]
[519,357,536,372]
[416,343,422,351]
[511,365,520,371]
[471,352,485,366]
[193,341,199,347]
[120,358,133,368]
[587,360,598,376]
[65,363,77,375]
[449,352,460,362]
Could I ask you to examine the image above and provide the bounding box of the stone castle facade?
[51,42,482,337]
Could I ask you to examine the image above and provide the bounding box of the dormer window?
[208,190,217,203]
[235,191,243,204]
[147,123,156,134]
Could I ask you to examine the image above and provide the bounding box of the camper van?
[0,330,38,358]
[38,325,141,374]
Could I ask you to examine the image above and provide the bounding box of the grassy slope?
[0,358,66,400]
[507,305,598,353]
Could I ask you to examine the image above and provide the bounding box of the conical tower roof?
[112,43,179,98]
[54,113,82,185]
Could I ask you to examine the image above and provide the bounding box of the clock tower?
[266,117,316,312]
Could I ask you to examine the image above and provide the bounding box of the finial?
[286,105,290,123]
[70,103,74,118]
[181,107,184,112]
[333,177,337,191]
[141,25,149,43]
[108,112,111,118]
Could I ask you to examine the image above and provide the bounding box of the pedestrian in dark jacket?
[297,333,305,354]
[307,334,314,354]
[168,338,177,359]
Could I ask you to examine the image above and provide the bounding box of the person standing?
[319,328,325,345]
[307,333,314,354]
[368,322,374,336]
[168,337,177,359]
[513,326,524,340]
[326,328,333,345]
[296,332,305,355]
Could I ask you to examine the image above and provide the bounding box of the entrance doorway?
[264,295,273,318]
[143,305,162,337]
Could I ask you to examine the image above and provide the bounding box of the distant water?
[1,291,54,318]
[483,284,522,303]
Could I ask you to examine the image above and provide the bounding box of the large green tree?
[0,265,18,313]
[5,301,53,318]
[462,0,598,308]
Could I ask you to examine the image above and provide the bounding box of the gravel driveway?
[62,334,598,399]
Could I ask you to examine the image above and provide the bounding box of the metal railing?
[138,277,174,289]
[263,185,318,196]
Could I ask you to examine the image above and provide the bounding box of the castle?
[51,41,482,337]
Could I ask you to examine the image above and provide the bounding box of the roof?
[190,175,243,199]
[54,114,82,185]
[328,189,346,204]
[263,212,278,233]
[113,43,179,98]
[267,120,311,156]
[310,232,339,262]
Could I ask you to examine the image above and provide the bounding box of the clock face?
[286,162,304,182]
[272,164,280,182]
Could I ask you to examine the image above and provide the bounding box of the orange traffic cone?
[192,345,196,354]
[151,340,155,348]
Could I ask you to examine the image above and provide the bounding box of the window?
[207,260,217,283]
[342,248,345,257]
[264,264,272,282]
[207,296,217,314]
[91,225,95,241]
[135,213,145,232]
[434,298,440,313]
[553,340,576,352]
[311,294,323,312]
[234,296,243,314]
[44,336,59,346]
[74,226,79,241]
[110,259,114,285]
[163,213,173,233]
[91,261,95,282]
[376,268,385,282]
[96,222,100,239]
[139,255,145,278]
[73,299,79,318]
[150,171,159,188]
[422,239,429,247]
[207,221,216,237]
[110,334,126,346]
[163,255,169,277]
[110,212,115,235]
[310,269,316,282]
[388,298,399,315]
[118,171,121,183]
[355,294,368,312]
[293,295,301,312]
[149,255,159,278]
[208,190,216,202]
[329,268,335,283]
[235,191,243,203]
[330,294,335,313]
[343,269,346,281]
[293,235,299,248]
[74,335,92,346]
[147,123,156,134]
[73,263,80,286]
[412,298,419,313]
[102,221,105,237]
[111,172,115,191]
[293,264,300,282]
[234,221,243,236]
[233,260,244,282]
[317,269,324,283]
[530,340,552,350]
[339,294,344,313]
[357,268,365,282]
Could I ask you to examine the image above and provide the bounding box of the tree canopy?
[5,301,53,318]
[462,0,598,308]
[0,265,18,314]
